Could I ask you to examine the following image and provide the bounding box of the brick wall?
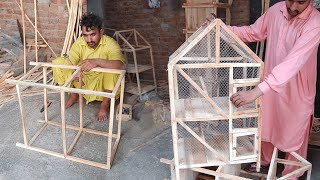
[0,0,87,58]
[0,0,249,77]
[104,0,250,82]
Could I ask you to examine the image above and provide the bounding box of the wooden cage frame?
[183,0,233,39]
[113,29,157,100]
[168,19,264,179]
[5,62,126,169]
[267,148,312,180]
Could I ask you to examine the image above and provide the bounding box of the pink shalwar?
[230,2,320,179]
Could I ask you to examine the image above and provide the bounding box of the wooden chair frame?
[5,62,126,169]
[168,19,264,180]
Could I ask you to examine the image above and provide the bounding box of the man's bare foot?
[96,97,110,121]
[66,93,79,108]
[96,103,109,121]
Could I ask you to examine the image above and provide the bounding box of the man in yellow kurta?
[53,13,124,121]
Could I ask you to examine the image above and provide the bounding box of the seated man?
[53,13,125,121]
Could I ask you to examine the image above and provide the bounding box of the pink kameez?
[230,2,320,178]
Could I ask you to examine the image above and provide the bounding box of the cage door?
[230,130,258,161]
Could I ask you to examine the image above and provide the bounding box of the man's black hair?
[80,13,102,31]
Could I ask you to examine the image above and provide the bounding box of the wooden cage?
[113,29,157,100]
[168,19,264,179]
[5,62,126,169]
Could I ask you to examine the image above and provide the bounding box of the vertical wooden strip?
[134,29,138,46]
[16,84,28,145]
[19,0,27,74]
[34,0,38,62]
[107,98,115,169]
[207,33,212,62]
[132,51,142,99]
[228,66,234,161]
[43,67,49,122]
[150,47,157,93]
[168,65,180,180]
[60,91,67,156]
[215,20,221,63]
[79,74,83,130]
[267,147,278,179]
[117,77,125,139]
[173,68,179,99]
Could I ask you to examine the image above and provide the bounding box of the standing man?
[229,0,320,179]
[53,13,125,121]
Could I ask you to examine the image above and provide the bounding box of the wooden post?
[60,91,67,157]
[16,84,28,145]
[43,67,49,122]
[107,97,116,169]
[19,0,27,74]
[34,0,38,62]
[79,73,83,130]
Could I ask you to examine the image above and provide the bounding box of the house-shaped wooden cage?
[168,19,263,179]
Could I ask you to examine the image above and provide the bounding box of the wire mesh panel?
[168,19,263,179]
[177,120,229,167]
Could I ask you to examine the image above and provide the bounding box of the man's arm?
[231,27,320,107]
[229,9,270,43]
[79,58,124,71]
[257,27,320,94]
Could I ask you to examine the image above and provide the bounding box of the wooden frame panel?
[5,62,125,169]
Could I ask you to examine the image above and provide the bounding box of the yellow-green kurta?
[53,35,124,102]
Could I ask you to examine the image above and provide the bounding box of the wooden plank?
[184,99,194,119]
[16,84,28,145]
[168,65,181,180]
[267,147,278,180]
[215,20,221,63]
[192,167,250,180]
[40,121,117,138]
[126,64,152,73]
[107,98,116,169]
[63,67,81,87]
[61,91,67,156]
[183,2,232,8]
[185,137,207,164]
[16,143,109,169]
[30,62,125,74]
[6,79,116,98]
[28,123,47,145]
[67,130,82,154]
[177,63,261,69]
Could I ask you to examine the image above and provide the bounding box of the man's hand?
[230,87,263,108]
[79,59,98,72]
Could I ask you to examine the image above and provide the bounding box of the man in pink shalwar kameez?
[229,0,320,179]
